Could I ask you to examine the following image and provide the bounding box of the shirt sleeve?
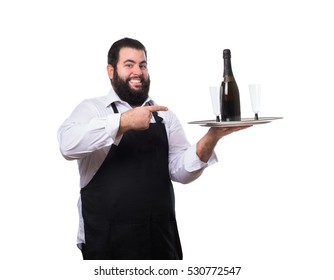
[57,99,121,160]
[166,110,218,184]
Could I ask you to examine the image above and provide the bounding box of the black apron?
[80,103,183,260]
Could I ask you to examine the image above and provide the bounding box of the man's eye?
[140,65,147,69]
[125,64,133,68]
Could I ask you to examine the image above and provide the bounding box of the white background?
[1,0,333,279]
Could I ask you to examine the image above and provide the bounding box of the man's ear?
[107,64,114,79]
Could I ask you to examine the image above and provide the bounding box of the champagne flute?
[209,86,222,122]
[248,84,261,120]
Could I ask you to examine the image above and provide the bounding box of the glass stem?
[255,113,259,120]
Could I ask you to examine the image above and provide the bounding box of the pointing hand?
[118,105,168,134]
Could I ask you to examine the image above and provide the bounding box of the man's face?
[108,47,150,106]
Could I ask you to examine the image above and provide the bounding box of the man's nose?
[132,65,143,75]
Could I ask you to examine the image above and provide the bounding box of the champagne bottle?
[221,49,241,121]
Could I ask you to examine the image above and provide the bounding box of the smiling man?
[57,37,249,260]
[107,45,150,106]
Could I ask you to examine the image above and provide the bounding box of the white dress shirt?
[57,88,218,244]
[58,88,217,188]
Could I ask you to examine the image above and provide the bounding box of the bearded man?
[57,37,248,260]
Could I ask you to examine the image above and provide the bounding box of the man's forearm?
[196,131,220,163]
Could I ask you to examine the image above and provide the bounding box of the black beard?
[111,71,150,106]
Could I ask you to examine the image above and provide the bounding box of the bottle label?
[223,76,235,83]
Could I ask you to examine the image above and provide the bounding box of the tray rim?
[188,117,283,127]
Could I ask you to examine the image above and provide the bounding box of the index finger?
[146,105,168,112]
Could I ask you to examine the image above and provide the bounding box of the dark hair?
[107,37,147,68]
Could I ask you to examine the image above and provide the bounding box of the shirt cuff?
[184,145,218,172]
